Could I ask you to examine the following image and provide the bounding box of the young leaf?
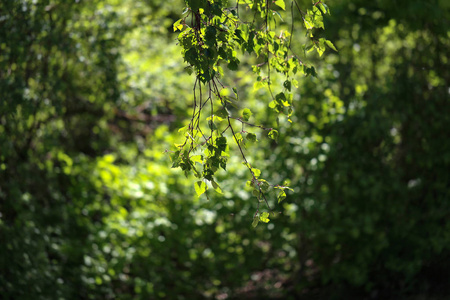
[277,190,286,203]
[242,108,252,121]
[173,19,183,32]
[274,0,285,10]
[251,168,261,178]
[320,3,330,15]
[259,179,270,193]
[171,151,181,168]
[268,129,279,142]
[325,39,338,51]
[195,181,207,197]
[190,155,203,164]
[273,10,284,21]
[211,180,223,194]
[233,132,243,144]
[259,212,270,223]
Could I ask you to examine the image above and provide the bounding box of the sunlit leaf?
[251,168,261,178]
[268,129,279,141]
[274,0,285,10]
[325,39,338,51]
[259,212,270,223]
[173,19,183,32]
[277,190,286,203]
[195,181,207,197]
[190,155,203,163]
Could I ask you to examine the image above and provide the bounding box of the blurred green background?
[1,0,449,299]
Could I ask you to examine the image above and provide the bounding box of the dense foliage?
[1,0,449,299]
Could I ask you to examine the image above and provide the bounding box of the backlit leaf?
[195,181,207,197]
[259,212,270,223]
[277,190,286,203]
[268,129,278,142]
[325,39,338,51]
[251,168,261,178]
[274,0,285,10]
[242,108,252,121]
[173,19,183,32]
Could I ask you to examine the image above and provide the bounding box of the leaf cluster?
[171,0,333,223]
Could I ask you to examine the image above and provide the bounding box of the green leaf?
[320,3,330,15]
[273,10,284,21]
[305,66,317,77]
[233,132,243,144]
[227,59,239,70]
[276,92,290,107]
[259,179,270,193]
[184,66,193,75]
[173,19,183,32]
[220,158,227,170]
[242,108,252,121]
[185,0,204,11]
[251,168,261,178]
[211,180,223,194]
[208,120,217,130]
[252,216,260,228]
[246,132,257,142]
[246,180,254,188]
[317,3,327,15]
[216,136,227,146]
[325,40,338,51]
[268,129,278,142]
[277,190,286,203]
[274,0,285,10]
[283,80,291,92]
[171,151,181,168]
[195,181,207,197]
[259,212,270,223]
[215,108,229,119]
[190,155,203,163]
[205,26,217,47]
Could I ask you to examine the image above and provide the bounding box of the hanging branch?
[169,0,334,226]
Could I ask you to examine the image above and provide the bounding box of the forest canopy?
[1,0,449,299]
